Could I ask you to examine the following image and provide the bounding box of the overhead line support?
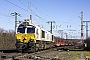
[83,21,90,39]
[10,12,20,32]
[78,12,84,40]
[47,21,55,33]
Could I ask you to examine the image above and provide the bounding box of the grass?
[69,51,90,60]
[55,51,90,60]
[58,51,81,60]
[69,51,81,60]
[83,51,90,58]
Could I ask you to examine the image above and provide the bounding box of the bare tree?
[0,28,16,50]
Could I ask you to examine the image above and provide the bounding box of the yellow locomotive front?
[15,22,36,52]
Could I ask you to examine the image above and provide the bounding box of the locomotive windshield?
[27,28,35,33]
[17,27,25,33]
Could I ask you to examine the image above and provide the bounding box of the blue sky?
[0,0,90,39]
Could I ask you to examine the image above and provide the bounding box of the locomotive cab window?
[17,27,25,33]
[27,28,35,33]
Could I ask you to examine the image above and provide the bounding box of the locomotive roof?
[17,20,53,35]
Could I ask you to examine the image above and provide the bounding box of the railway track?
[1,48,73,60]
[0,48,58,60]
[0,48,89,60]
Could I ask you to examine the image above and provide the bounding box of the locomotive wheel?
[28,43,36,52]
[43,45,47,50]
[31,45,36,52]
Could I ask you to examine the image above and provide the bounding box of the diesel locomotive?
[15,20,54,52]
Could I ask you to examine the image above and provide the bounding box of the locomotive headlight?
[17,39,20,41]
[30,39,34,42]
[16,39,20,43]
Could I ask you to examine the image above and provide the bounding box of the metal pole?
[81,12,83,39]
[51,22,52,33]
[86,22,88,39]
[30,15,32,24]
[47,21,55,33]
[58,30,63,38]
[83,21,90,39]
[78,12,83,39]
[64,33,67,40]
[15,12,17,32]
[10,12,20,32]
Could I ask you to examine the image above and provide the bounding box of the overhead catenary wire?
[0,12,14,23]
[18,0,33,15]
[4,0,53,34]
[5,0,49,22]
[4,0,83,38]
[53,12,81,39]
[18,0,56,31]
[19,0,57,24]
[5,0,29,12]
[0,13,11,17]
[18,0,50,22]
[5,0,56,25]
[53,12,81,29]
[29,1,53,21]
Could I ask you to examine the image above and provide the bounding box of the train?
[54,39,75,47]
[15,19,85,52]
[15,19,54,52]
[54,38,84,50]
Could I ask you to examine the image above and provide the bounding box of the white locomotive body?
[15,20,54,52]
